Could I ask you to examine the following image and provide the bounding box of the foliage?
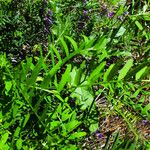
[0,0,150,149]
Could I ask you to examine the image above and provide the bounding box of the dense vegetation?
[0,0,150,149]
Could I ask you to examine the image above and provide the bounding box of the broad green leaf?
[135,21,143,30]
[107,59,123,81]
[142,12,150,21]
[58,64,71,92]
[103,64,115,81]
[128,142,136,150]
[68,132,86,140]
[5,81,12,94]
[93,36,107,51]
[115,26,126,37]
[50,121,61,131]
[118,59,133,80]
[14,127,21,137]
[88,61,106,84]
[64,120,81,133]
[79,35,89,49]
[65,36,78,52]
[62,145,77,150]
[71,86,94,110]
[84,36,95,49]
[74,68,83,86]
[142,103,150,117]
[13,104,19,118]
[73,62,85,86]
[0,53,7,67]
[89,123,98,132]
[136,66,147,80]
[0,132,9,147]
[98,50,108,62]
[16,138,22,150]
[62,109,71,121]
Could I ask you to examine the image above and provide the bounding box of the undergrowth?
[0,0,150,149]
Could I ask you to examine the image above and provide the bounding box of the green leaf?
[125,62,150,80]
[118,59,133,80]
[135,21,143,30]
[50,121,61,131]
[93,36,107,50]
[22,113,30,128]
[89,123,98,132]
[13,104,19,118]
[64,120,81,133]
[60,37,69,57]
[5,81,12,94]
[103,64,115,81]
[136,66,147,80]
[61,109,71,121]
[51,44,62,62]
[74,63,85,86]
[115,26,126,37]
[0,53,7,68]
[0,132,9,147]
[71,86,94,110]
[62,144,77,150]
[14,127,21,137]
[58,64,71,92]
[16,138,22,150]
[88,61,106,84]
[41,61,62,88]
[26,57,43,86]
[107,59,123,81]
[65,36,78,52]
[142,103,150,117]
[68,132,86,140]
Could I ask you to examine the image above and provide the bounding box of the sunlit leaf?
[89,123,98,132]
[118,59,133,80]
[58,64,71,92]
[103,64,115,81]
[64,120,81,133]
[136,66,147,80]
[16,138,22,150]
[65,36,78,52]
[88,61,106,84]
[68,132,86,140]
[60,37,69,57]
[0,132,9,147]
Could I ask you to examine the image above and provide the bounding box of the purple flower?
[142,120,149,125]
[97,133,103,138]
[48,9,53,16]
[108,12,115,18]
[83,10,88,15]
[44,16,52,25]
[83,0,87,4]
[95,130,104,139]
